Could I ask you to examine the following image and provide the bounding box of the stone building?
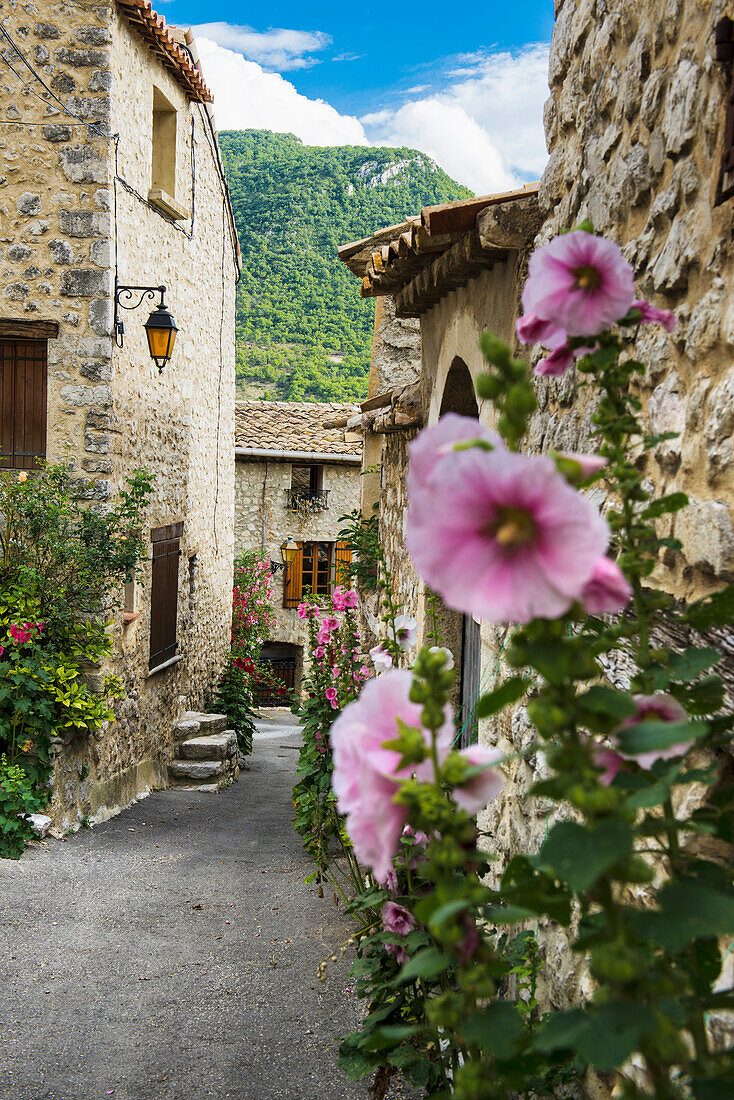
[0,0,240,828]
[339,0,734,1012]
[234,401,362,698]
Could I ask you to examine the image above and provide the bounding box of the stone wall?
[234,456,361,682]
[0,0,237,829]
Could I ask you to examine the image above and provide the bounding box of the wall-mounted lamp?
[114,282,179,373]
[270,536,300,575]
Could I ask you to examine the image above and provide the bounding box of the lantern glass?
[282,537,299,565]
[144,303,178,372]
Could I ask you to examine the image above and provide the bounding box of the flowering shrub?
[0,464,153,858]
[210,549,278,757]
[292,588,370,897]
[303,225,734,1096]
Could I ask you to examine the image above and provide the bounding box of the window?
[283,540,353,608]
[149,522,183,670]
[286,464,328,512]
[149,86,186,220]
[716,17,734,202]
[0,338,47,470]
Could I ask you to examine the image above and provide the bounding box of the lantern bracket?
[114,282,167,347]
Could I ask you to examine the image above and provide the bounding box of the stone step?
[177,731,237,761]
[172,712,228,742]
[169,759,224,781]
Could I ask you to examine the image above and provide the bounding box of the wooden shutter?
[716,17,734,200]
[335,540,353,587]
[149,529,181,669]
[0,339,47,469]
[283,541,303,608]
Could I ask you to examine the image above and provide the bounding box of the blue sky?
[160,1,555,192]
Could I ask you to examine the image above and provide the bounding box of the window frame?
[0,336,48,471]
[149,522,183,671]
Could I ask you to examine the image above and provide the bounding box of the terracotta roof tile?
[116,0,213,102]
[235,401,362,456]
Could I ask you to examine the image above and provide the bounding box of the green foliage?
[209,664,257,757]
[219,130,471,402]
[0,754,45,859]
[0,464,153,858]
[337,509,380,594]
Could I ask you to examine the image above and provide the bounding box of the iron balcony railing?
[284,488,330,512]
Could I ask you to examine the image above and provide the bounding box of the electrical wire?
[212,193,227,555]
[0,20,112,139]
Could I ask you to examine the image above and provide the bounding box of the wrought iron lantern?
[114,283,179,373]
[270,536,299,576]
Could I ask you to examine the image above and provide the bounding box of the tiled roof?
[235,402,362,457]
[116,0,213,102]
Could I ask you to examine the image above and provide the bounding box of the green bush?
[0,755,45,859]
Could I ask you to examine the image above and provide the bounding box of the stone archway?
[434,358,481,747]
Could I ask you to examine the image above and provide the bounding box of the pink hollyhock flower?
[297,603,309,619]
[428,646,454,670]
[325,686,338,709]
[619,694,689,769]
[332,665,340,679]
[459,918,480,964]
[382,865,398,893]
[313,646,325,659]
[322,616,340,632]
[594,748,628,786]
[522,230,635,337]
[406,445,609,624]
[516,311,567,346]
[382,900,416,936]
[9,624,32,644]
[369,643,393,672]
[385,943,407,966]
[631,299,677,333]
[409,412,504,495]
[390,614,418,650]
[316,625,333,646]
[330,670,453,883]
[343,590,359,609]
[535,338,598,377]
[581,556,632,615]
[0,645,4,657]
[359,665,371,678]
[453,744,505,814]
[332,586,348,612]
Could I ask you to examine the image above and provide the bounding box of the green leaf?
[642,492,689,519]
[338,1048,377,1080]
[579,686,637,719]
[632,881,734,951]
[476,676,529,718]
[540,820,633,892]
[361,1024,420,1051]
[530,1008,590,1055]
[531,1003,655,1071]
[462,1002,523,1060]
[668,647,720,682]
[616,718,707,757]
[428,898,472,929]
[483,903,537,925]
[395,947,451,984]
[685,584,734,630]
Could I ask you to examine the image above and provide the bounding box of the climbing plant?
[299,226,734,1097]
[0,464,153,858]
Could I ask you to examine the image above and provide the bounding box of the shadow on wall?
[436,358,481,747]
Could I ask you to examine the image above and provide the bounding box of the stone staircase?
[169,712,239,790]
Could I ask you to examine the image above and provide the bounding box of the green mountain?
[219,130,472,402]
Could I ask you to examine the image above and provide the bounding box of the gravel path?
[0,712,377,1100]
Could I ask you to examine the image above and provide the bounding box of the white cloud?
[363,43,550,193]
[191,22,330,71]
[196,38,368,147]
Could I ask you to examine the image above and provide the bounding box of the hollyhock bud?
[428,646,454,670]
[516,311,567,346]
[581,557,632,615]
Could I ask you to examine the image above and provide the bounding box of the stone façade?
[0,0,238,830]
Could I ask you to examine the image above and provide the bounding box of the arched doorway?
[435,358,481,748]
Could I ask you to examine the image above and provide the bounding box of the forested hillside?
[219,130,471,402]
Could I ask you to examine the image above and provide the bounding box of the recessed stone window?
[149,86,187,220]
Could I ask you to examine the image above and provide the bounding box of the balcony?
[284,488,330,513]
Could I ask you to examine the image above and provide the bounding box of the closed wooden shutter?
[335,540,353,587]
[283,541,303,608]
[0,339,47,469]
[149,527,182,669]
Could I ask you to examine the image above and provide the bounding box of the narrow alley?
[0,717,370,1100]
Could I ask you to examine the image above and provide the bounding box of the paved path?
[0,713,374,1100]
